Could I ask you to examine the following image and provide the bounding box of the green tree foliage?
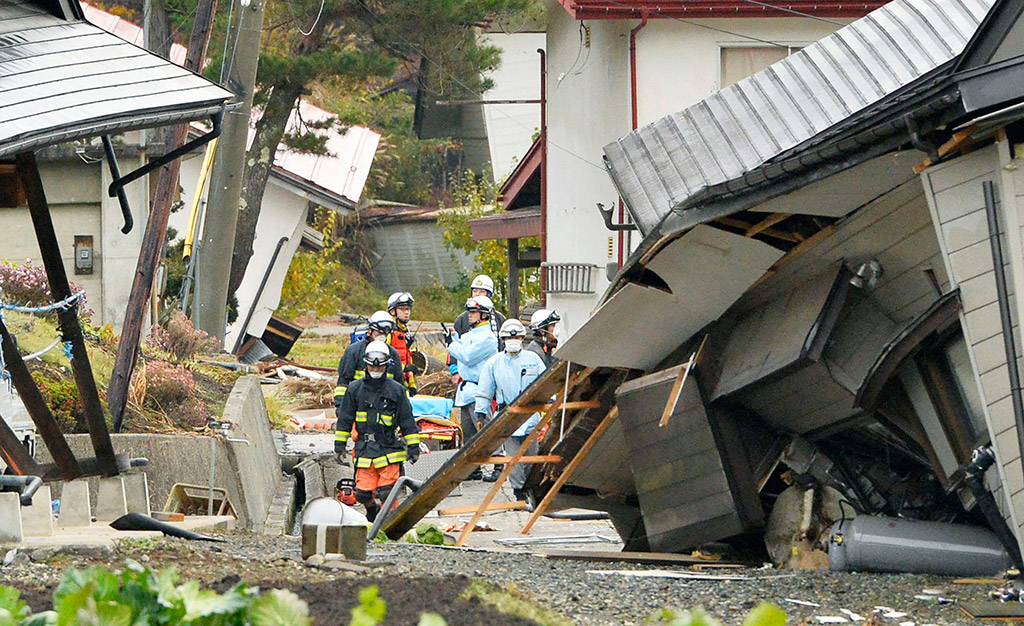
[436,170,540,315]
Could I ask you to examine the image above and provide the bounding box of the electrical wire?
[298,0,326,36]
[734,0,846,25]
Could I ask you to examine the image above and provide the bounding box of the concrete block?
[94,477,127,522]
[0,492,23,542]
[57,480,91,528]
[20,485,53,537]
[123,473,151,516]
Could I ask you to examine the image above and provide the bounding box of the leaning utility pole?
[194,0,267,341]
[107,0,218,432]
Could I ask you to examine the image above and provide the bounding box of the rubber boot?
[365,501,381,523]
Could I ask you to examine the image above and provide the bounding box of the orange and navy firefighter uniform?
[333,338,404,404]
[387,319,418,396]
[334,375,420,521]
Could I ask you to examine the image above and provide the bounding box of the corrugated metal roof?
[558,0,888,19]
[604,0,994,234]
[0,0,231,157]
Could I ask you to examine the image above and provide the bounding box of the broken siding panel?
[565,418,636,497]
[712,266,844,400]
[923,143,1024,542]
[739,363,854,434]
[824,296,899,394]
[616,367,751,552]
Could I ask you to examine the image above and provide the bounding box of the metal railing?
[542,262,599,294]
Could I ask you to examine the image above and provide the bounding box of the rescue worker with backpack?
[386,292,418,396]
[335,311,403,405]
[334,340,420,522]
[527,309,560,367]
[475,319,546,507]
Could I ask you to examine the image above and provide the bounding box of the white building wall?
[482,32,545,182]
[543,10,848,336]
[544,6,631,335]
[0,145,149,331]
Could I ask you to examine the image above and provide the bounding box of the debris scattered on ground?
[493,534,619,547]
[585,569,753,581]
[785,598,821,607]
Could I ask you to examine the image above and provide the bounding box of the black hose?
[965,446,1024,571]
[0,475,42,506]
[367,476,423,542]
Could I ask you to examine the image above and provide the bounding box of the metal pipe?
[538,48,547,303]
[625,13,648,269]
[982,179,1024,530]
[231,236,289,354]
[0,475,42,506]
[367,476,423,542]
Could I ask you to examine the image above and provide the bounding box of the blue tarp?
[411,395,454,419]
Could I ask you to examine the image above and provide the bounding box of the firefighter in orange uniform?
[386,291,418,396]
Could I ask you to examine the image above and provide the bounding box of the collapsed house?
[385,0,1024,567]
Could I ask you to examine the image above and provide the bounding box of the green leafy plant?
[0,561,312,625]
[31,370,84,433]
[350,585,387,626]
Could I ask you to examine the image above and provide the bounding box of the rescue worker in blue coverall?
[475,319,546,509]
[446,294,499,480]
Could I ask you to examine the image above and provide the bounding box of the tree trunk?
[226,79,305,299]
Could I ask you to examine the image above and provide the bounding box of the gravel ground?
[0,531,1000,625]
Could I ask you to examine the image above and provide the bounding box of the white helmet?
[470,274,494,295]
[529,309,560,331]
[368,310,395,334]
[465,295,494,313]
[499,319,527,339]
[363,340,391,366]
[387,292,414,311]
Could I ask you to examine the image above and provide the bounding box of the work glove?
[407,445,421,464]
[443,327,455,346]
[474,412,488,430]
[408,386,418,397]
[335,451,350,467]
[405,364,421,376]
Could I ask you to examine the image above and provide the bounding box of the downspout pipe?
[0,475,42,506]
[538,48,548,304]
[964,446,1024,570]
[624,13,648,269]
[983,179,1024,517]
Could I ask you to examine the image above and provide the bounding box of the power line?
[733,0,845,25]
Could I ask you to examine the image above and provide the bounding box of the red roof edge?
[499,136,543,208]
[557,0,887,19]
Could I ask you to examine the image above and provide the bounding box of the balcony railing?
[542,262,599,294]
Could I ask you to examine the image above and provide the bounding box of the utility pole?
[107,0,219,432]
[194,0,267,341]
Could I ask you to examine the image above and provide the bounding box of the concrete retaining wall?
[37,375,282,531]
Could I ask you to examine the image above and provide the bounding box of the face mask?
[368,370,384,379]
[505,339,523,354]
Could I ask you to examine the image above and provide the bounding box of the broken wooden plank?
[438,501,526,516]
[380,361,571,540]
[541,549,747,566]
[17,152,118,477]
[472,455,561,465]
[0,316,81,480]
[523,405,618,534]
[745,213,790,237]
[0,409,42,476]
[659,335,709,428]
[507,401,601,414]
[457,394,565,547]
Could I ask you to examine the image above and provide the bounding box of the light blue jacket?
[475,349,547,436]
[447,323,498,407]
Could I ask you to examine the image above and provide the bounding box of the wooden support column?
[0,410,42,476]
[16,152,119,477]
[0,318,80,480]
[508,237,520,319]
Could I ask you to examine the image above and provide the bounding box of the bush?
[147,311,220,363]
[0,260,93,321]
[31,371,84,432]
[144,360,208,426]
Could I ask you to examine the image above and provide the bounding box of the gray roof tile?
[0,0,231,156]
[605,0,993,234]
